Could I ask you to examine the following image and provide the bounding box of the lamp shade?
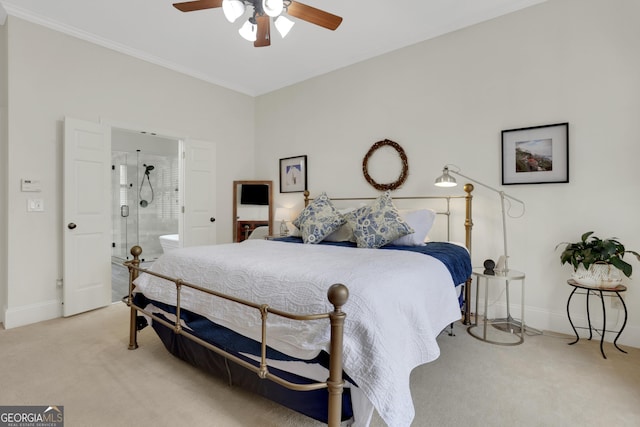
[275,207,290,221]
[275,15,295,38]
[434,167,457,187]
[222,0,245,23]
[238,19,257,42]
[262,0,284,18]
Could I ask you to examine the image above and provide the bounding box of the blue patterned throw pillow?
[347,191,414,248]
[292,193,346,244]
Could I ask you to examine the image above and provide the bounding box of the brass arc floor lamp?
[435,164,531,333]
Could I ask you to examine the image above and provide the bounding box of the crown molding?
[1,3,254,95]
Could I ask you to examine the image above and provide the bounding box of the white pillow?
[324,208,356,242]
[287,222,301,237]
[390,209,436,246]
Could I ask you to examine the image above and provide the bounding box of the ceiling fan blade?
[254,15,271,47]
[286,1,343,31]
[173,0,223,12]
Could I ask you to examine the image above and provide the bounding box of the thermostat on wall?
[21,179,42,192]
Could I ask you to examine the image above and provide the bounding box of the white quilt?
[134,239,461,427]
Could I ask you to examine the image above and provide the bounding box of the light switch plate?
[27,199,44,212]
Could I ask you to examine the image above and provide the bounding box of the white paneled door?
[63,117,112,317]
[181,139,217,247]
[63,119,216,317]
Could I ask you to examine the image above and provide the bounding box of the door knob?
[210,217,216,222]
[68,223,77,230]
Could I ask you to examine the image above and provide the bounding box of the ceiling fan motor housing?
[173,0,343,48]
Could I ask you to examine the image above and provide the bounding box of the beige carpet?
[1,302,639,427]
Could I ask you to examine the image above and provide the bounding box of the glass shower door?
[111,152,138,260]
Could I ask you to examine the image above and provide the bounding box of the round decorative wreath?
[362,139,409,191]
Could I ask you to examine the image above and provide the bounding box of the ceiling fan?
[173,0,343,47]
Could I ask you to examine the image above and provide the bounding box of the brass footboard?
[124,245,349,427]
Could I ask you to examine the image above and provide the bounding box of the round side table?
[468,268,525,345]
[566,279,628,359]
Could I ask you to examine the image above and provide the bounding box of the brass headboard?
[302,184,475,253]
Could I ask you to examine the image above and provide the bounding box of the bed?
[124,186,474,427]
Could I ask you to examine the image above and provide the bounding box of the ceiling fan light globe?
[238,19,257,42]
[262,0,284,18]
[222,0,245,23]
[274,15,295,38]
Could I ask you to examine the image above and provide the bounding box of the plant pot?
[572,263,623,288]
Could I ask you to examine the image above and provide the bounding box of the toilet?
[159,234,180,253]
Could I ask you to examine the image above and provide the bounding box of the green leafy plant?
[557,231,640,278]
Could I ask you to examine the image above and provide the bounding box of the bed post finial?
[327,283,348,427]
[463,183,474,194]
[131,245,142,260]
[327,283,349,310]
[303,190,310,207]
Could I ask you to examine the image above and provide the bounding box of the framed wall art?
[279,155,307,193]
[502,122,569,185]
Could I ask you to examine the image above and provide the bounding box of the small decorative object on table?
[483,259,495,275]
[556,231,640,288]
[495,255,508,273]
[275,207,291,236]
[280,221,289,236]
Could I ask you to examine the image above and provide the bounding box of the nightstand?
[236,220,269,242]
[468,267,525,345]
[264,235,289,240]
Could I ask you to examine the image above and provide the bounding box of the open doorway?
[110,128,180,302]
[65,117,216,311]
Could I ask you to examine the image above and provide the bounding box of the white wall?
[0,20,8,324]
[255,0,640,346]
[3,17,255,327]
[3,0,640,346]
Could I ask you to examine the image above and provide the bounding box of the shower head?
[139,164,155,207]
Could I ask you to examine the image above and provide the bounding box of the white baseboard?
[477,301,639,348]
[3,299,62,329]
[522,305,638,348]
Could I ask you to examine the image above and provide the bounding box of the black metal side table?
[566,279,628,359]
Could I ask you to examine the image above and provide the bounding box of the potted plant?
[557,231,640,287]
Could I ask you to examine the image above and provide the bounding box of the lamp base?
[279,220,289,237]
[491,315,541,335]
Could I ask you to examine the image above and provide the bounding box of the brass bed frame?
[124,185,474,427]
